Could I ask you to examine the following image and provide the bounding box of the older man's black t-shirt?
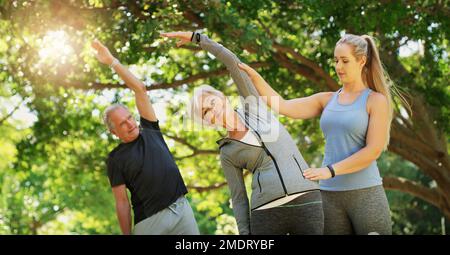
[106,117,188,224]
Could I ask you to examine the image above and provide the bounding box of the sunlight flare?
[38,30,74,64]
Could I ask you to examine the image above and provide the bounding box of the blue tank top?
[319,87,382,191]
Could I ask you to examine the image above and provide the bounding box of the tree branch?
[182,8,339,92]
[182,9,205,27]
[0,102,22,125]
[187,172,250,193]
[187,181,228,193]
[388,139,442,180]
[390,120,446,160]
[64,62,271,91]
[164,134,218,160]
[272,53,325,88]
[256,17,339,91]
[273,43,340,91]
[383,176,440,209]
[384,174,450,220]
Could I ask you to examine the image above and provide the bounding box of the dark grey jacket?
[192,33,319,234]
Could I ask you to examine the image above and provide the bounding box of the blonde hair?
[337,34,411,149]
[189,84,226,127]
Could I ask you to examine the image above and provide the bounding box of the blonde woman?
[238,34,405,235]
[162,31,324,235]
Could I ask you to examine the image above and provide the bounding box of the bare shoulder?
[315,91,334,108]
[368,91,388,105]
[368,91,388,113]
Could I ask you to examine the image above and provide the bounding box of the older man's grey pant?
[133,196,199,235]
[321,185,392,235]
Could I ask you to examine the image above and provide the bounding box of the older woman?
[162,31,323,235]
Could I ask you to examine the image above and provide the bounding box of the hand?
[238,62,257,76]
[91,39,115,65]
[160,31,193,47]
[304,167,332,181]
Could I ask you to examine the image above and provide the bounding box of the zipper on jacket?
[257,171,262,193]
[254,131,288,195]
[293,155,305,178]
[236,110,289,195]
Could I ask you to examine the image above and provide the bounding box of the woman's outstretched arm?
[238,63,333,120]
[161,31,260,99]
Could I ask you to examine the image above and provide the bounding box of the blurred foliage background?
[0,0,448,234]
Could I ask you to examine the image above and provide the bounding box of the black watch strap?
[327,164,336,178]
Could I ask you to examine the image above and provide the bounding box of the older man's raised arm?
[91,40,157,121]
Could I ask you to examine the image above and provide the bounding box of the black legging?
[250,191,324,235]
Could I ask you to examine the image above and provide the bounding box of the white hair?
[103,104,129,131]
[188,85,225,127]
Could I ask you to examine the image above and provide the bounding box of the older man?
[92,40,199,235]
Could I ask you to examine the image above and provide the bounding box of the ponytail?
[337,34,411,149]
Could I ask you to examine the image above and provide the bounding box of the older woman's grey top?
[192,33,319,234]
